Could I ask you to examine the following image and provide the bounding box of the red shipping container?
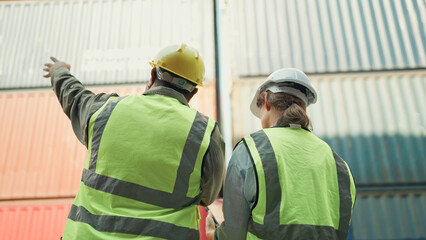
[0,203,210,239]
[0,203,71,240]
[0,83,216,200]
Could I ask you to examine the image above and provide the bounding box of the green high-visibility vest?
[62,94,217,240]
[243,128,356,240]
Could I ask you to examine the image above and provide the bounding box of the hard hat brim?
[250,77,317,118]
[250,89,262,118]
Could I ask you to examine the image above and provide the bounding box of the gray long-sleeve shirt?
[215,143,257,239]
[51,67,225,206]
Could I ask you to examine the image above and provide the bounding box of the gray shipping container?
[0,0,215,89]
[351,192,426,239]
[227,0,426,75]
[233,71,426,185]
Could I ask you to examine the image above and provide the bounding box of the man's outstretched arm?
[43,57,118,146]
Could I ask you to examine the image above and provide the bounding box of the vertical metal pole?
[214,0,222,127]
[214,0,233,164]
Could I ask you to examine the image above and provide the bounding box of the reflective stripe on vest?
[244,129,353,240]
[68,204,198,240]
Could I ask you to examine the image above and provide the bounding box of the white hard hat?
[250,68,317,118]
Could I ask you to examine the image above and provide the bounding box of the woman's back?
[243,127,354,239]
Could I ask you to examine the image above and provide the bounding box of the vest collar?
[143,86,189,106]
[270,125,311,132]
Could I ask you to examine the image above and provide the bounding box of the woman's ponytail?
[258,91,312,130]
[279,99,312,129]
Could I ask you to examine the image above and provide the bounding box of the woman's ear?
[264,93,271,111]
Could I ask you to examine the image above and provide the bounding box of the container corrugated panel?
[233,71,426,185]
[227,0,426,76]
[351,192,426,239]
[0,0,215,89]
[0,203,71,240]
[0,203,209,240]
[0,90,87,199]
[0,83,216,199]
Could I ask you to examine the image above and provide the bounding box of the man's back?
[64,92,218,239]
[94,94,204,195]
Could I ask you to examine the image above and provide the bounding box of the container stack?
[228,0,426,239]
[0,0,216,239]
[1,0,425,239]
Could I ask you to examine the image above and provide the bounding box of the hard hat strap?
[156,66,196,92]
[265,85,309,106]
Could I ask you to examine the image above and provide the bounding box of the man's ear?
[145,68,156,91]
[264,93,272,111]
[186,88,198,102]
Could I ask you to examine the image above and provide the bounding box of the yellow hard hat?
[150,44,205,86]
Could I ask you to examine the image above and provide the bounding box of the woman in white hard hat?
[207,68,356,240]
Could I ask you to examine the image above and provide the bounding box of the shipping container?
[0,82,216,200]
[0,202,210,240]
[0,202,72,240]
[0,0,215,89]
[226,0,426,75]
[232,71,426,185]
[351,192,426,239]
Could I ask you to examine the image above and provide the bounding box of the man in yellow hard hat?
[43,44,225,240]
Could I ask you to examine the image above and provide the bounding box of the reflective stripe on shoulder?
[83,111,209,208]
[68,204,199,240]
[173,112,209,199]
[250,130,281,225]
[89,96,126,171]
